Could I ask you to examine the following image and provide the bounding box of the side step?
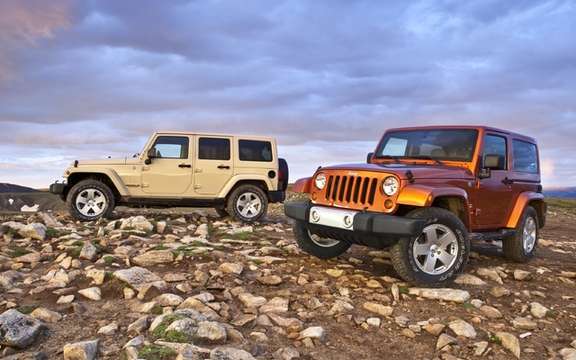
[470,229,516,243]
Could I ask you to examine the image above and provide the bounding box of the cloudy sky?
[0,0,574,188]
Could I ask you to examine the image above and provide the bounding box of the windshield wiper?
[375,155,402,162]
[408,155,443,164]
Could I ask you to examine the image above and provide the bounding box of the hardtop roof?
[383,125,537,143]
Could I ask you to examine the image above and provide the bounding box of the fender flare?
[218,174,275,198]
[397,184,470,208]
[292,177,312,194]
[506,192,545,228]
[68,168,130,196]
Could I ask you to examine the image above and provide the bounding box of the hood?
[75,157,141,166]
[320,162,474,180]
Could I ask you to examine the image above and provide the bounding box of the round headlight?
[315,173,327,190]
[382,176,399,196]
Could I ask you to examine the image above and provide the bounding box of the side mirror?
[145,148,156,165]
[478,167,491,179]
[366,152,374,164]
[479,154,502,179]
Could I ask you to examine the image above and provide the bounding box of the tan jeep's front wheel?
[391,207,469,284]
[66,179,115,222]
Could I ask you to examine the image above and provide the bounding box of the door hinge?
[142,183,149,188]
[194,185,201,189]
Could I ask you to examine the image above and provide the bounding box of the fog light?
[343,215,353,228]
[384,200,394,209]
[310,210,320,222]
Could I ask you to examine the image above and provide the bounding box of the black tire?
[293,221,351,259]
[226,184,268,223]
[66,179,115,221]
[503,206,539,262]
[214,207,229,218]
[390,207,470,284]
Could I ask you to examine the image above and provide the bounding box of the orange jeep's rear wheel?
[503,206,539,262]
[66,179,115,222]
[391,207,469,284]
[293,221,351,259]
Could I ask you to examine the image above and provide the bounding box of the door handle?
[502,177,514,185]
[179,164,192,168]
[217,165,230,170]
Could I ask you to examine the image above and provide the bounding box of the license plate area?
[308,206,358,231]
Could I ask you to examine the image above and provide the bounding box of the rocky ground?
[0,200,575,360]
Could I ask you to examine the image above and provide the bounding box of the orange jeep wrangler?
[285,126,546,284]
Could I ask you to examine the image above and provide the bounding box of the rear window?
[513,140,538,173]
[199,138,230,160]
[239,140,273,162]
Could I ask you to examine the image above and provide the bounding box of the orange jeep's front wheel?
[390,207,470,284]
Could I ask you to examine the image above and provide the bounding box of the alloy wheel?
[412,223,459,275]
[236,192,262,219]
[75,188,107,217]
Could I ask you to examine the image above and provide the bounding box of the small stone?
[63,339,99,360]
[401,329,416,338]
[490,286,511,298]
[156,221,167,234]
[274,347,300,360]
[260,297,289,314]
[120,216,153,232]
[257,275,283,285]
[113,267,167,293]
[480,305,503,319]
[195,321,227,344]
[408,288,470,303]
[97,322,118,336]
[513,269,531,281]
[455,274,487,286]
[474,341,489,356]
[30,308,62,323]
[78,287,102,301]
[560,348,576,360]
[437,334,458,350]
[363,302,393,317]
[219,262,244,275]
[238,293,267,308]
[366,318,381,328]
[80,242,98,261]
[57,295,75,304]
[326,269,344,278]
[512,317,538,330]
[132,250,174,267]
[299,326,325,341]
[530,302,549,319]
[424,323,446,336]
[210,347,256,360]
[496,332,521,359]
[477,268,503,284]
[448,319,476,338]
[155,293,184,307]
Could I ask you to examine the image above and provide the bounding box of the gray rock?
[0,309,45,349]
[120,216,154,232]
[113,267,167,292]
[0,270,23,289]
[299,326,325,341]
[195,321,227,344]
[560,348,576,360]
[238,293,267,308]
[496,332,520,359]
[273,347,300,360]
[80,242,99,261]
[63,339,99,360]
[512,317,538,330]
[455,274,486,286]
[363,302,393,317]
[448,319,476,338]
[436,333,458,350]
[78,287,102,301]
[530,302,549,319]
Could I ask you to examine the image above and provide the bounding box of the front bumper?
[284,200,425,238]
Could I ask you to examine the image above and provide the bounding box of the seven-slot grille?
[324,175,379,206]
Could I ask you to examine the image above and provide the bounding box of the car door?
[141,135,193,195]
[194,136,233,196]
[473,133,515,228]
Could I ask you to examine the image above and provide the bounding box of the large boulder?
[0,309,45,349]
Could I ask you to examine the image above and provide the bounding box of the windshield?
[375,129,478,162]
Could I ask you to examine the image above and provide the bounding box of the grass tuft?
[138,345,177,360]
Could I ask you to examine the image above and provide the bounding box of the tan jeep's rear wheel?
[67,179,115,221]
[226,184,268,223]
[391,207,469,284]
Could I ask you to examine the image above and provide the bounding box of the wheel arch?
[506,192,546,229]
[66,171,125,201]
[221,178,270,201]
[397,185,471,229]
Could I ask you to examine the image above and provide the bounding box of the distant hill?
[0,183,38,193]
[545,187,576,199]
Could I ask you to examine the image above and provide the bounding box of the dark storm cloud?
[0,0,575,187]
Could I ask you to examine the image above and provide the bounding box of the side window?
[199,138,230,160]
[513,140,538,173]
[483,135,507,170]
[239,140,273,162]
[152,136,189,159]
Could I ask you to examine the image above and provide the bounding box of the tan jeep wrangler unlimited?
[50,131,288,222]
[285,126,546,284]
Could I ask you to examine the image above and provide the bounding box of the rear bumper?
[49,182,68,195]
[284,200,425,237]
[268,190,286,203]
